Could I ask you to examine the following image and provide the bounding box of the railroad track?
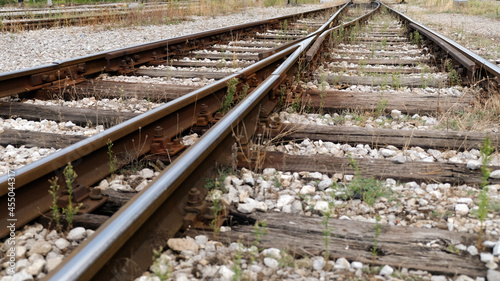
[0,1,193,31]
[2,1,500,280]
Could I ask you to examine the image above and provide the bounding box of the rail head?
[306,1,381,62]
[0,3,344,98]
[381,1,500,82]
[43,38,313,281]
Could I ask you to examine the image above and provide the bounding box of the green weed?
[374,94,388,117]
[232,242,244,281]
[209,189,224,239]
[334,156,393,207]
[62,162,82,230]
[151,247,171,281]
[322,205,334,261]
[48,177,62,232]
[220,78,238,115]
[107,139,117,174]
[372,215,382,260]
[473,137,494,250]
[412,30,421,45]
[446,60,461,86]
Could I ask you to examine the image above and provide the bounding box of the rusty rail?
[43,35,317,281]
[0,3,350,238]
[39,5,356,280]
[0,48,293,237]
[0,4,342,98]
[383,2,500,82]
[39,3,500,280]
[306,1,381,64]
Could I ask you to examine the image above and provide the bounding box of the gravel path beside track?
[0,4,326,73]
[392,3,500,65]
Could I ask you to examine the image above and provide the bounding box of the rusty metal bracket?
[149,126,186,160]
[182,188,229,230]
[57,182,107,214]
[30,64,86,87]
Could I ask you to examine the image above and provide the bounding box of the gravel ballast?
[0,4,327,73]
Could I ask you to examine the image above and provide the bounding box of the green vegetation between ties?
[63,162,81,230]
[220,78,238,115]
[322,204,334,261]
[107,139,117,174]
[48,177,62,232]
[374,94,388,117]
[151,247,171,281]
[372,215,382,259]
[411,30,421,46]
[334,155,393,208]
[232,242,244,281]
[446,59,461,86]
[474,137,494,250]
[209,189,224,239]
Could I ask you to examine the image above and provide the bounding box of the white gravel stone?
[318,178,333,190]
[27,241,52,257]
[455,275,475,281]
[490,170,500,179]
[455,204,469,216]
[391,109,402,119]
[312,256,326,270]
[237,199,267,213]
[291,200,303,214]
[25,259,45,276]
[261,248,281,260]
[379,265,394,276]
[66,227,87,241]
[299,185,316,195]
[219,265,235,279]
[467,245,478,256]
[263,257,279,269]
[195,235,208,246]
[45,257,63,272]
[481,253,495,263]
[314,201,330,213]
[16,246,27,259]
[277,195,295,208]
[351,261,363,269]
[488,270,500,281]
[167,237,198,253]
[335,257,351,269]
[54,238,70,250]
[10,269,33,281]
[139,168,155,179]
[466,160,482,170]
[135,180,149,192]
[243,176,255,186]
[493,242,500,256]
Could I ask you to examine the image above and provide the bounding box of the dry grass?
[408,0,500,18]
[2,0,325,31]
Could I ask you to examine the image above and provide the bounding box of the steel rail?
[0,2,182,19]
[381,1,500,82]
[258,1,351,60]
[0,4,343,98]
[0,2,177,16]
[306,1,381,62]
[40,4,352,280]
[0,6,195,31]
[0,45,294,237]
[44,32,317,281]
[0,3,349,238]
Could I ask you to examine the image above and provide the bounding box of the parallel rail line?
[1,1,500,280]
